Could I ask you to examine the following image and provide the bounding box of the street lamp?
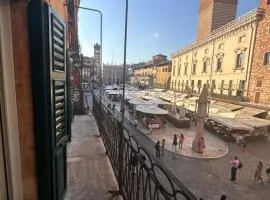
[121,0,128,123]
[66,3,103,99]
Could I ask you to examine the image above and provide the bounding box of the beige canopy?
[209,115,253,131]
[136,105,169,115]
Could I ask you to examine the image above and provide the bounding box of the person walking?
[134,119,138,128]
[172,134,177,151]
[230,156,240,182]
[265,162,270,182]
[155,141,161,158]
[112,104,116,113]
[220,194,227,200]
[161,139,165,157]
[179,134,185,149]
[254,161,264,184]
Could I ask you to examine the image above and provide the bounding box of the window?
[212,80,216,89]
[238,35,246,43]
[184,64,188,75]
[235,53,244,69]
[198,80,202,88]
[216,58,222,71]
[239,80,245,90]
[206,80,209,87]
[192,63,196,74]
[205,48,209,54]
[186,80,189,89]
[263,52,270,65]
[203,61,207,73]
[218,43,223,50]
[229,80,233,89]
[182,80,184,89]
[256,80,262,87]
[178,66,181,75]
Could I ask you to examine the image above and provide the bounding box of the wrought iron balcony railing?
[92,93,197,200]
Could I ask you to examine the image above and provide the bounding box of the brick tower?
[247,0,270,104]
[197,0,238,41]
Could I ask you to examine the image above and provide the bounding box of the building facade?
[103,64,129,85]
[171,1,265,101]
[94,43,101,85]
[153,61,172,89]
[130,54,171,88]
[248,0,270,104]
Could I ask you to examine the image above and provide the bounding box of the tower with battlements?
[197,0,238,41]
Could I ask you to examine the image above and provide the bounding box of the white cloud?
[154,32,159,38]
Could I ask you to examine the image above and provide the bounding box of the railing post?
[117,122,124,194]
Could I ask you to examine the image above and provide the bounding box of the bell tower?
[197,0,238,41]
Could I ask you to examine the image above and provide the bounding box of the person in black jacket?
[155,141,161,158]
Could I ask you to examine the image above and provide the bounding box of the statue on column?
[192,84,210,153]
[179,104,186,119]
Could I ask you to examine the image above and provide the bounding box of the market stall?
[107,90,122,101]
[206,115,253,142]
[135,105,168,129]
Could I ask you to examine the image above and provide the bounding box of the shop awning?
[136,105,168,115]
[235,117,270,128]
[128,99,153,105]
[235,107,267,117]
[148,98,171,105]
[209,115,253,131]
[107,90,122,95]
[213,102,244,111]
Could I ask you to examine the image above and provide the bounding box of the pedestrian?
[134,119,137,128]
[112,104,116,113]
[230,156,240,182]
[254,161,264,184]
[149,126,153,135]
[161,139,165,157]
[265,162,270,182]
[220,194,227,200]
[172,134,177,151]
[179,134,185,149]
[155,141,161,158]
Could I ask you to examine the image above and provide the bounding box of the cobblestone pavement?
[65,115,121,200]
[88,93,270,200]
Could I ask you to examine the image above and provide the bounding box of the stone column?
[192,84,210,153]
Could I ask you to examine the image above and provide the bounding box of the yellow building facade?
[130,54,171,88]
[171,8,263,100]
[153,61,172,88]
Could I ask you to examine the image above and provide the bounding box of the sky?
[78,0,259,64]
